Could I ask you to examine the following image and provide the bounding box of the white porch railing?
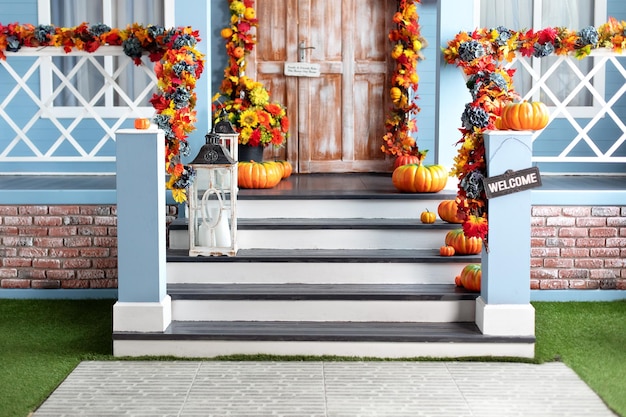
[0,46,157,171]
[505,49,626,164]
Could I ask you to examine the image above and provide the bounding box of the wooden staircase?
[113,174,535,358]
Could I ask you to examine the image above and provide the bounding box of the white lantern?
[188,128,238,256]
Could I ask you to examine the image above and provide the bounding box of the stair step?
[169,218,462,250]
[167,249,479,285]
[168,283,478,322]
[167,283,477,301]
[112,321,536,358]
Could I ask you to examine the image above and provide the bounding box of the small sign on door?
[284,62,321,77]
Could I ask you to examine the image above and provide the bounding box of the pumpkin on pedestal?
[500,101,549,131]
[274,160,293,179]
[392,163,448,193]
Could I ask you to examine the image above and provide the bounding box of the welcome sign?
[483,167,542,198]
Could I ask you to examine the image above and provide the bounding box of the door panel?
[254,0,393,172]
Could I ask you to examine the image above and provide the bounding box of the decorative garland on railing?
[380,0,427,160]
[0,22,205,203]
[212,0,289,149]
[442,17,626,241]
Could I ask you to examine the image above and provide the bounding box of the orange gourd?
[455,263,482,292]
[439,245,455,257]
[437,200,463,224]
[238,161,282,189]
[445,228,482,255]
[393,154,420,169]
[392,163,448,193]
[420,209,436,224]
[501,101,549,131]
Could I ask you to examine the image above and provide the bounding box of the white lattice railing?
[505,49,626,164]
[0,46,157,171]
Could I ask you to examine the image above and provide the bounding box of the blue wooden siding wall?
[1,0,624,175]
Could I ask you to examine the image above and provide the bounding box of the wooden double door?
[252,0,394,173]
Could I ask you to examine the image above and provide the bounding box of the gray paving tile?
[32,360,617,417]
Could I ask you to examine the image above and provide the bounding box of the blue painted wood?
[115,129,166,303]
[482,131,534,305]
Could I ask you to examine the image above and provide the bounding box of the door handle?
[299,41,315,62]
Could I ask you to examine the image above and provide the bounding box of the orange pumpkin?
[494,117,506,130]
[390,87,402,103]
[393,154,420,170]
[454,263,482,292]
[501,101,549,131]
[392,163,448,193]
[420,209,436,224]
[238,161,282,189]
[437,200,463,224]
[275,160,293,179]
[444,228,482,255]
[134,118,150,129]
[439,245,455,257]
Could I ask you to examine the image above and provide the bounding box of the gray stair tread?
[167,283,478,301]
[114,321,535,343]
[170,217,461,230]
[167,248,481,263]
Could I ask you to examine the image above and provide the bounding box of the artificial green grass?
[0,299,114,417]
[0,299,624,416]
[533,300,626,417]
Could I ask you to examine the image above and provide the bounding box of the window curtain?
[51,0,164,107]
[480,0,593,106]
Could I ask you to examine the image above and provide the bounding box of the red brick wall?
[0,205,178,290]
[531,206,626,290]
[1,204,625,291]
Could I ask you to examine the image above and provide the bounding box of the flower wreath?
[380,0,427,161]
[212,0,289,149]
[442,17,626,241]
[0,22,205,203]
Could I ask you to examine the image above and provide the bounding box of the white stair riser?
[169,228,451,251]
[114,340,535,359]
[238,199,444,219]
[171,299,475,322]
[167,262,469,285]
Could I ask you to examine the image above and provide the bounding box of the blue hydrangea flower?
[458,40,485,62]
[461,104,489,131]
[34,25,55,43]
[168,87,191,109]
[493,26,512,46]
[578,26,599,46]
[489,72,508,91]
[6,36,21,52]
[122,36,143,59]
[154,114,174,138]
[89,23,111,37]
[147,25,165,39]
[172,60,195,77]
[533,42,555,58]
[173,165,196,188]
[172,34,196,49]
[461,170,485,199]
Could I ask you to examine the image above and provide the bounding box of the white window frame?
[36,0,175,118]
[479,0,607,118]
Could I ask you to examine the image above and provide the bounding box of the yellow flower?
[230,1,245,16]
[239,108,259,128]
[249,86,270,106]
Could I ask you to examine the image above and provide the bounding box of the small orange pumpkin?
[393,154,421,170]
[238,161,282,189]
[501,101,549,131]
[455,263,482,292]
[437,200,463,224]
[134,118,150,129]
[444,228,482,255]
[392,163,448,193]
[420,209,436,224]
[439,245,455,257]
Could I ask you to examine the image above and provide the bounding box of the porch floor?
[0,173,626,197]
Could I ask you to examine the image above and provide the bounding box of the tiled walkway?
[34,361,616,416]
